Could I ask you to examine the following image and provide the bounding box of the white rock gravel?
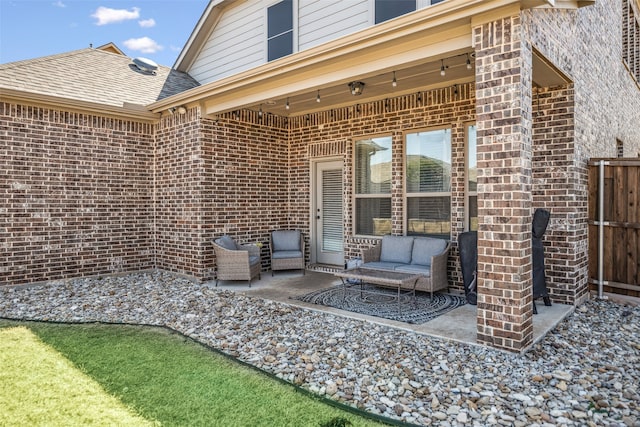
[1,271,638,426]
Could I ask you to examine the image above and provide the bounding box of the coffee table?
[333,268,422,314]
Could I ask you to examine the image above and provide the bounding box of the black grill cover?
[532,208,551,300]
[458,231,477,305]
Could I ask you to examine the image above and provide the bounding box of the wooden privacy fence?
[588,159,640,298]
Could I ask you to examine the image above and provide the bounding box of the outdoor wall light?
[169,106,187,114]
[348,81,365,96]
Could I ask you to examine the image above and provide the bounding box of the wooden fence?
[588,159,640,298]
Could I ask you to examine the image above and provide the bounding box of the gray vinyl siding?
[298,0,369,51]
[188,0,436,85]
[189,1,265,83]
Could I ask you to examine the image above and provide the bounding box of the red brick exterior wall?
[1,102,155,285]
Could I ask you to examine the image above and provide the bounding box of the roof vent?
[132,57,158,75]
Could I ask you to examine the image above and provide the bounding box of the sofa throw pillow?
[380,235,414,264]
[216,235,239,250]
[411,237,447,266]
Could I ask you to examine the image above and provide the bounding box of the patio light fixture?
[348,81,365,96]
[168,105,187,115]
[392,71,397,87]
[440,59,446,76]
[285,97,290,110]
[316,90,321,103]
[466,53,472,70]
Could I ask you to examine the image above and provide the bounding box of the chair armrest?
[361,243,381,263]
[429,242,451,287]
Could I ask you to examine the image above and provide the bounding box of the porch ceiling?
[149,0,567,119]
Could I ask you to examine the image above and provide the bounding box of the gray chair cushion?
[411,237,447,266]
[272,250,303,259]
[380,236,414,264]
[216,235,239,250]
[249,255,261,266]
[272,230,301,251]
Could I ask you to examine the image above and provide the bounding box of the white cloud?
[52,1,66,7]
[123,37,163,54]
[91,6,140,26]
[139,18,156,28]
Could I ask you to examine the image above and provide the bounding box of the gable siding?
[298,0,369,51]
[189,1,265,83]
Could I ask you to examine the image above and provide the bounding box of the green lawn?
[0,319,389,427]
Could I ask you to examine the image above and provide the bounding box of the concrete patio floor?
[207,269,574,351]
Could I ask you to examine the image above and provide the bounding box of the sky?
[0,0,208,68]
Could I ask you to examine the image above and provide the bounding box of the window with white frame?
[354,136,392,236]
[405,128,452,239]
[467,124,478,231]
[267,0,293,61]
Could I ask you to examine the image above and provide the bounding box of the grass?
[0,319,388,427]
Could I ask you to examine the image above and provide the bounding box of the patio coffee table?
[333,268,422,314]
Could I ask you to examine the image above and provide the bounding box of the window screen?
[405,129,451,239]
[354,136,392,235]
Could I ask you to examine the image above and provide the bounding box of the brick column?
[473,15,534,351]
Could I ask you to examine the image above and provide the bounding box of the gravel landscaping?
[1,270,638,426]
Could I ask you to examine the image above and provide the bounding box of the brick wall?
[532,85,588,305]
[1,102,155,285]
[202,110,290,273]
[155,108,290,279]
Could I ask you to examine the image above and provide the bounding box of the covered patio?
[212,270,573,350]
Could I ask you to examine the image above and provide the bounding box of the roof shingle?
[0,47,200,108]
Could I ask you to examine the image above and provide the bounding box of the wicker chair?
[270,230,305,276]
[212,235,261,287]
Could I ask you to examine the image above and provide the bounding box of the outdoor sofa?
[360,235,451,298]
[212,235,261,287]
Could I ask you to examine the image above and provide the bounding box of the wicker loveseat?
[212,235,261,287]
[270,230,305,276]
[360,235,451,298]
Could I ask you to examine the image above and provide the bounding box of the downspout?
[597,160,606,300]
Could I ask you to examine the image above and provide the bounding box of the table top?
[334,267,422,285]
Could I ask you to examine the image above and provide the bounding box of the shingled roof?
[0,46,200,109]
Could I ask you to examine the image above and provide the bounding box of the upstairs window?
[375,0,415,24]
[623,0,640,82]
[267,0,293,61]
[354,136,392,236]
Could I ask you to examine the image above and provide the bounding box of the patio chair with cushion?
[270,230,305,276]
[212,235,261,287]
